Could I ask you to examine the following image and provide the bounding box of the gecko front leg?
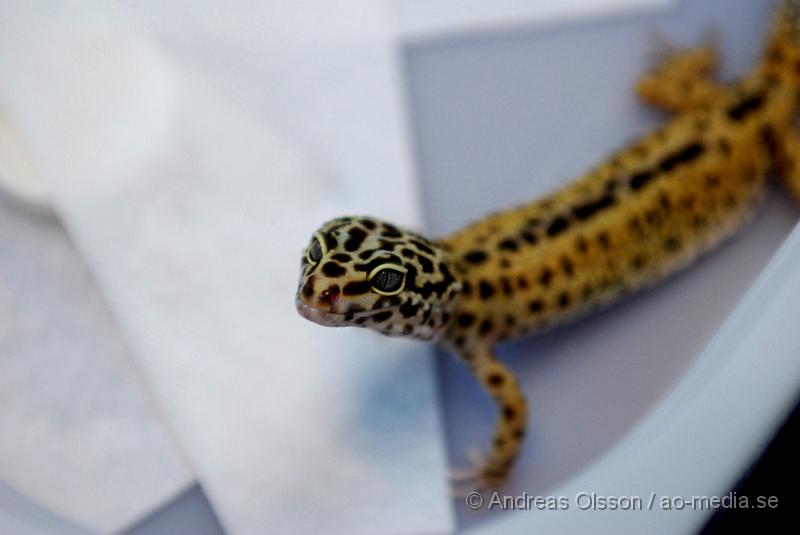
[452,346,528,490]
[636,42,724,113]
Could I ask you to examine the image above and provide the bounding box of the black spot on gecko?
[500,277,513,296]
[331,253,352,263]
[560,256,574,277]
[399,300,420,318]
[402,324,414,335]
[498,239,518,251]
[558,292,570,308]
[546,216,570,237]
[528,299,544,313]
[302,276,315,297]
[645,209,662,227]
[761,125,779,161]
[461,281,472,296]
[517,275,529,289]
[538,267,553,288]
[597,231,611,250]
[416,254,434,273]
[457,313,475,327]
[378,239,401,250]
[410,239,435,256]
[322,231,338,251]
[479,319,494,335]
[343,280,371,295]
[575,236,589,253]
[520,229,538,244]
[360,219,377,230]
[629,142,705,192]
[664,236,682,252]
[344,227,367,251]
[479,280,495,299]
[629,170,654,191]
[487,373,504,387]
[503,406,517,421]
[572,193,616,219]
[659,143,705,173]
[371,311,393,322]
[321,261,346,277]
[727,93,765,121]
[463,250,488,264]
[381,223,402,238]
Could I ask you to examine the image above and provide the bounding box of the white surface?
[0,5,194,532]
[0,193,194,534]
[0,2,452,535]
[470,216,800,534]
[0,482,93,535]
[124,0,421,215]
[390,0,675,42]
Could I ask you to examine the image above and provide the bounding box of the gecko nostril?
[319,285,341,306]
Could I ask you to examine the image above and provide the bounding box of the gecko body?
[295,1,800,488]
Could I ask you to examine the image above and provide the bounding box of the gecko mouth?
[295,299,346,327]
[296,297,433,328]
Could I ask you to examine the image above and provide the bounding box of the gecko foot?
[449,447,508,497]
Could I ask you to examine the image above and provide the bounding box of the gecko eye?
[368,264,407,296]
[306,233,326,265]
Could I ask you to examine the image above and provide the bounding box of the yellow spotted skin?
[296,2,800,490]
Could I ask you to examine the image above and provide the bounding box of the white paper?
[0,3,452,534]
[0,185,194,532]
[0,131,193,535]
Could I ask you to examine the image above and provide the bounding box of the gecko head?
[295,216,462,340]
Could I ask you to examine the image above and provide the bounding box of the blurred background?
[0,1,797,534]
